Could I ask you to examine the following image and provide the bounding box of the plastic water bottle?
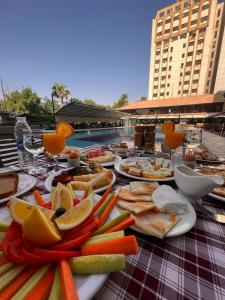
[14,117,32,167]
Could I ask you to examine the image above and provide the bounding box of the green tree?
[70,98,82,104]
[83,99,97,106]
[51,82,71,107]
[112,93,128,109]
[42,97,60,113]
[139,96,147,101]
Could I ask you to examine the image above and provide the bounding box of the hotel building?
[148,0,225,100]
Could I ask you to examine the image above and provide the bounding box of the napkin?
[152,185,188,215]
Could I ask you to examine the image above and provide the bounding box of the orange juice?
[165,131,184,150]
[43,133,65,155]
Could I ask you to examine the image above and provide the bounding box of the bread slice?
[118,199,157,214]
[117,187,153,202]
[129,181,159,195]
[0,173,19,199]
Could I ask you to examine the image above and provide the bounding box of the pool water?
[66,127,164,148]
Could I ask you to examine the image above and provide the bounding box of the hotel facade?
[148,0,225,100]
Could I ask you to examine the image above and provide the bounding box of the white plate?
[116,185,196,238]
[196,156,225,164]
[2,192,119,300]
[208,192,225,203]
[114,157,175,182]
[45,170,116,194]
[80,154,122,167]
[0,174,37,204]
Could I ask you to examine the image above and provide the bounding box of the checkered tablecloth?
[0,166,225,300]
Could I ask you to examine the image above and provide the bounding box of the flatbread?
[118,199,157,214]
[129,181,159,195]
[117,187,153,202]
[134,212,180,239]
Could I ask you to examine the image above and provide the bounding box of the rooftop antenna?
[0,79,7,111]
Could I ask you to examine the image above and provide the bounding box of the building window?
[156,51,160,56]
[159,12,164,17]
[178,90,181,94]
[168,75,171,79]
[160,93,165,96]
[189,41,194,46]
[191,19,198,26]
[196,49,203,55]
[217,9,221,17]
[174,15,180,21]
[211,52,214,58]
[161,76,166,80]
[199,27,206,33]
[165,19,171,24]
[170,47,173,52]
[166,92,169,96]
[157,32,162,37]
[172,36,178,41]
[187,52,193,56]
[214,31,217,38]
[154,77,158,81]
[201,16,208,23]
[193,79,198,84]
[167,9,171,15]
[216,20,219,28]
[169,66,172,70]
[184,81,189,85]
[183,43,186,48]
[181,63,184,67]
[154,86,158,89]
[163,48,168,53]
[198,38,204,44]
[192,89,197,93]
[182,53,185,58]
[186,61,192,66]
[195,60,201,65]
[153,93,157,97]
[155,69,159,73]
[192,8,198,14]
[158,21,163,26]
[179,82,182,86]
[185,71,191,76]
[162,67,167,71]
[155,60,160,64]
[170,56,172,62]
[175,6,180,12]
[183,90,188,93]
[180,72,183,76]
[194,69,200,74]
[167,83,170,87]
[161,84,166,88]
[180,33,187,38]
[165,29,170,34]
[173,26,179,31]
[183,11,189,17]
[184,2,191,8]
[208,71,211,77]
[209,61,213,68]
[202,4,210,10]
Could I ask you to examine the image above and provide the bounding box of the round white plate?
[208,192,225,203]
[116,186,196,238]
[80,155,122,167]
[3,192,119,300]
[196,156,225,164]
[114,157,175,182]
[45,170,116,194]
[0,174,37,204]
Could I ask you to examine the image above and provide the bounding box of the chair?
[0,139,18,166]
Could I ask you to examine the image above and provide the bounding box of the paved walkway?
[202,131,225,158]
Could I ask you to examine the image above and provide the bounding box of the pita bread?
[117,187,153,202]
[134,212,180,239]
[118,199,157,214]
[129,181,159,195]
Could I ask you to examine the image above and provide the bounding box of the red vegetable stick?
[0,267,37,300]
[51,232,91,251]
[0,243,3,251]
[64,218,99,241]
[0,257,8,266]
[98,194,119,227]
[106,216,135,233]
[81,235,138,256]
[59,260,79,300]
[63,214,94,240]
[92,185,112,213]
[32,248,81,261]
[24,268,55,300]
[33,190,45,206]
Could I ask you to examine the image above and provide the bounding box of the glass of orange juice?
[43,132,65,172]
[164,131,184,151]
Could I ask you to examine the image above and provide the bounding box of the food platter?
[116,185,196,238]
[45,169,116,194]
[4,192,119,300]
[80,155,122,167]
[114,157,175,182]
[0,174,37,204]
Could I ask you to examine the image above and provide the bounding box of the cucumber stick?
[11,265,51,300]
[93,211,130,235]
[94,192,115,217]
[48,267,61,300]
[0,221,9,232]
[84,231,124,245]
[0,265,26,290]
[70,254,125,274]
[0,262,14,277]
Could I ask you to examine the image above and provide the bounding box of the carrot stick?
[24,268,55,300]
[106,217,135,233]
[33,190,45,206]
[0,257,8,266]
[98,194,119,227]
[59,260,79,300]
[92,185,112,213]
[81,235,138,256]
[0,267,37,300]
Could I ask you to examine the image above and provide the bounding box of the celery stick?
[0,221,9,232]
[70,254,125,274]
[50,187,56,199]
[48,266,61,300]
[0,262,14,277]
[11,265,51,300]
[0,265,26,290]
[84,231,124,245]
[93,211,130,235]
[94,192,115,217]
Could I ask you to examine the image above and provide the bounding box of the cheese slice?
[117,187,152,202]
[118,200,157,214]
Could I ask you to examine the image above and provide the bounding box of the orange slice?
[161,121,175,135]
[8,196,55,224]
[56,122,74,138]
[55,195,93,230]
[22,206,61,246]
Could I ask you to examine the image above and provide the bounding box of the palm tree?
[51,83,71,107]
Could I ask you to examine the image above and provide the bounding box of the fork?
[194,201,225,223]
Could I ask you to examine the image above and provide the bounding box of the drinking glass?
[184,129,202,149]
[164,131,184,170]
[43,132,65,172]
[23,130,47,174]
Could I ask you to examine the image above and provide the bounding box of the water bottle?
[14,117,32,167]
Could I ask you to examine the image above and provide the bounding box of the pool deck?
[202,131,225,158]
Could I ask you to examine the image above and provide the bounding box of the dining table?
[0,161,225,300]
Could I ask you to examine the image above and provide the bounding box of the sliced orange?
[52,182,73,211]
[55,195,93,230]
[8,196,54,224]
[161,121,175,135]
[22,206,61,246]
[56,122,74,138]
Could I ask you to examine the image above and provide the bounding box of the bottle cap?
[16,117,26,122]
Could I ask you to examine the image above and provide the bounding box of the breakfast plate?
[114,157,175,182]
[45,169,116,194]
[80,155,122,167]
[0,174,37,204]
[2,192,119,300]
[116,185,196,238]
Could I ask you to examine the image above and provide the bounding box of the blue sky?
[0,0,173,105]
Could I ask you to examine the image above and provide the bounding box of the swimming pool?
[66,127,164,148]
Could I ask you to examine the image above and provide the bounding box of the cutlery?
[194,201,225,224]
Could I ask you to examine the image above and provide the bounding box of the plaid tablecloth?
[0,166,225,300]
